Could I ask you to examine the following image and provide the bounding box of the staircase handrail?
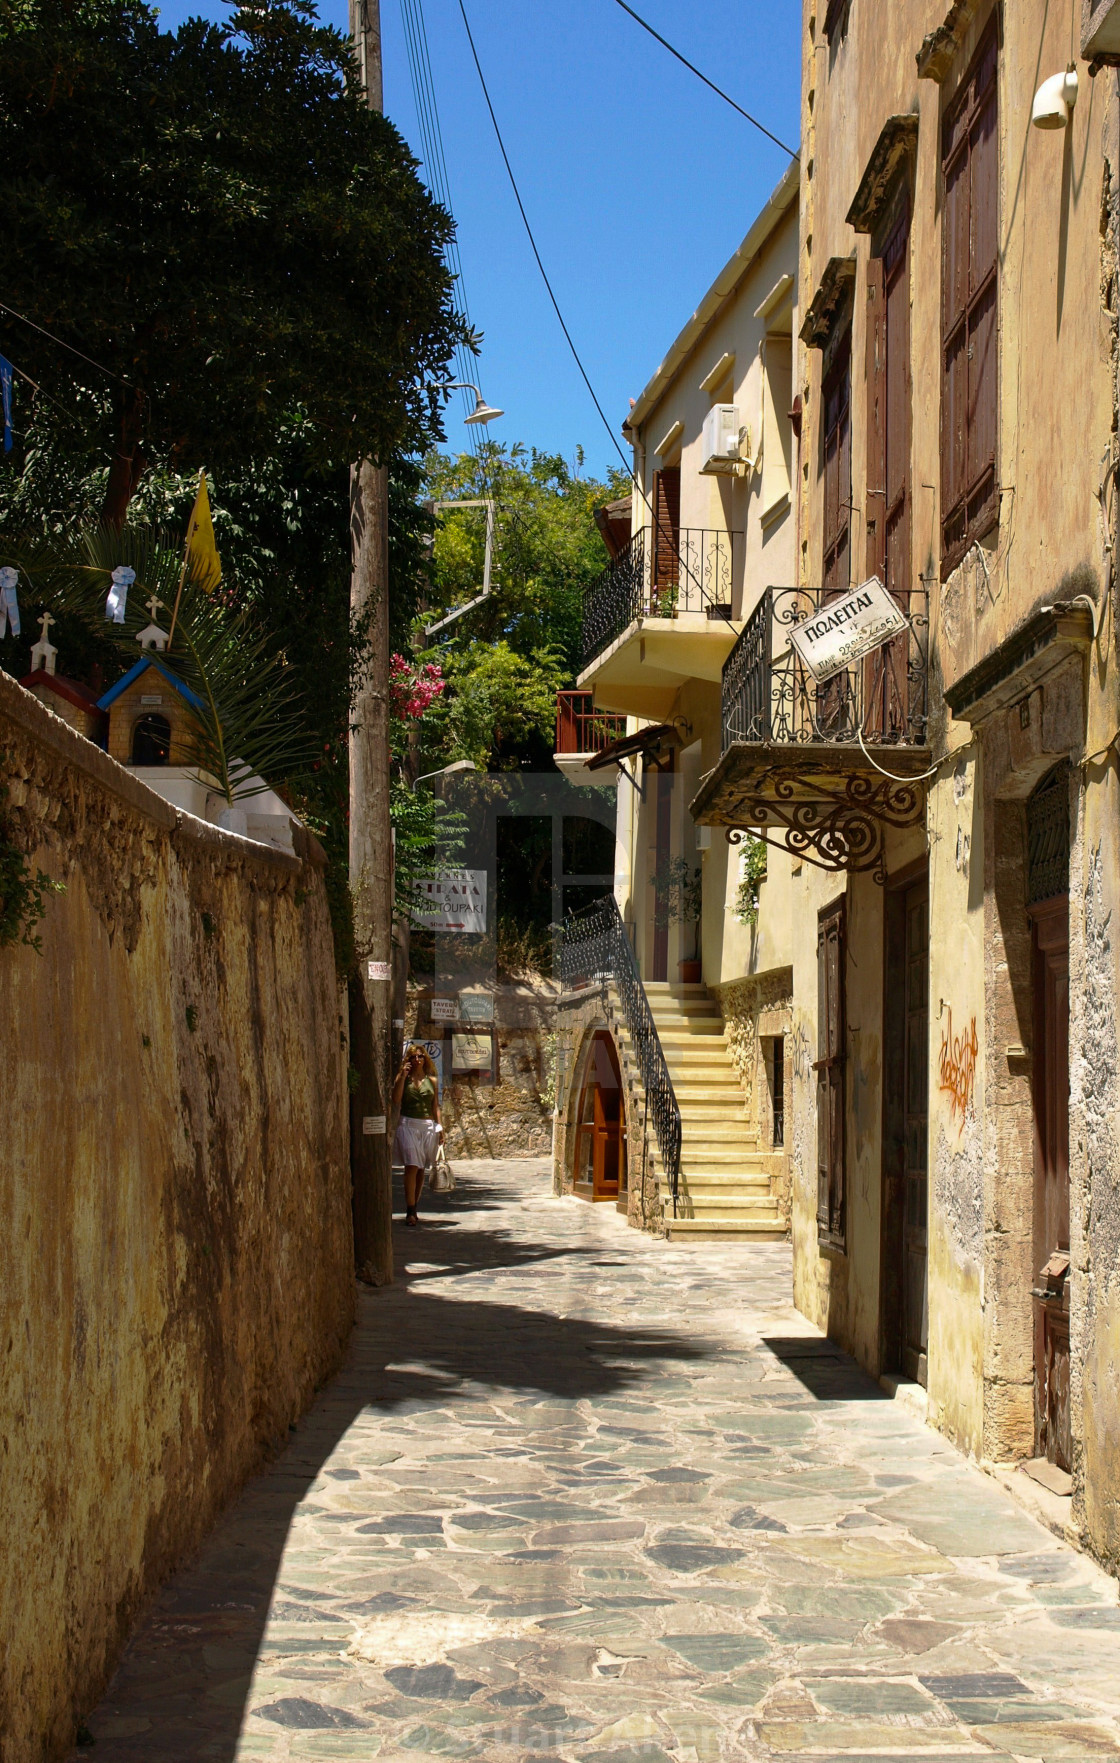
[559,893,683,1214]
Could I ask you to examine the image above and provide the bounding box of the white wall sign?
[362,1115,387,1136]
[452,1031,492,1073]
[411,869,488,934]
[787,576,908,683]
[367,960,391,980]
[431,997,457,1023]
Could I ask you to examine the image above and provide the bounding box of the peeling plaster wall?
[927,745,985,1455]
[710,970,793,1221]
[0,677,352,1763]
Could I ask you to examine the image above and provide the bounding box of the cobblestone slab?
[70,1161,1120,1762]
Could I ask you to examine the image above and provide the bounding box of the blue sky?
[154,0,801,482]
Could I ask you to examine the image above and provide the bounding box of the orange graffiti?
[939,1007,978,1130]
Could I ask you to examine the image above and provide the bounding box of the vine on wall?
[0,765,64,954]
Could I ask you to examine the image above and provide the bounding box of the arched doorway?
[132,714,171,766]
[573,1031,626,1202]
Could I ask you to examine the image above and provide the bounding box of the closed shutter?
[816,898,847,1247]
[822,337,852,592]
[941,21,998,573]
[866,202,913,738]
[651,466,681,603]
[865,253,887,585]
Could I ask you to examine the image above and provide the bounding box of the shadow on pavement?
[761,1335,888,1401]
[74,1175,716,1761]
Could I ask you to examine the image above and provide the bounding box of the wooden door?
[573,1032,624,1201]
[652,763,673,982]
[902,880,929,1384]
[651,466,681,612]
[816,898,847,1248]
[1029,894,1071,1469]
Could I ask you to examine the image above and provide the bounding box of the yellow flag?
[185,471,222,593]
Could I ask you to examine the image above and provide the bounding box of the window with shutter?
[866,199,913,736]
[941,21,998,576]
[822,335,852,593]
[651,466,681,608]
[816,896,847,1250]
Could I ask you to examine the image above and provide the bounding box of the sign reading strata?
[411,868,488,934]
[787,577,909,683]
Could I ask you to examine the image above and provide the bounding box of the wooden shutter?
[651,466,681,602]
[941,21,998,574]
[865,253,887,585]
[816,898,847,1247]
[822,337,852,592]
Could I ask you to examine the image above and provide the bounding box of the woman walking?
[391,1045,442,1227]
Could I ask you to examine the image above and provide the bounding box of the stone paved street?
[72,1160,1120,1762]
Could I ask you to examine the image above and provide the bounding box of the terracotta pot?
[679,959,702,984]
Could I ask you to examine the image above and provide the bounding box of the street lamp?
[442,382,504,426]
[414,759,477,787]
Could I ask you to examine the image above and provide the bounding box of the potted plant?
[650,855,704,983]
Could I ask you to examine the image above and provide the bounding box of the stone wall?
[405,982,556,1161]
[710,969,793,1225]
[0,673,353,1762]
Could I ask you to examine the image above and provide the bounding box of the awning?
[586,721,681,772]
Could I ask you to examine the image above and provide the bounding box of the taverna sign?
[787,577,908,683]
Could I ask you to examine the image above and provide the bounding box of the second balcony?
[579,526,745,721]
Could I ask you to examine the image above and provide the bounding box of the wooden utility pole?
[349,0,393,1286]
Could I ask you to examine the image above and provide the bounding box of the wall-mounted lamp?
[1031,65,1079,129]
[442,381,504,425]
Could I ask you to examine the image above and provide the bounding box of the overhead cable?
[0,298,136,388]
[610,0,799,160]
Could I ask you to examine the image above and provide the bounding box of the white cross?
[146,594,164,622]
[37,610,55,644]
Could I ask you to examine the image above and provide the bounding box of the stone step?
[666,1217,786,1241]
[681,1170,774,1188]
[680,1148,770,1168]
[656,1023,726,1040]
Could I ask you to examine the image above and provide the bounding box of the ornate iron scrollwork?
[724,767,927,885]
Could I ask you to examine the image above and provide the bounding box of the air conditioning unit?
[701,404,741,475]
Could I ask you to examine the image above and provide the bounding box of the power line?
[456,0,631,479]
[0,297,135,389]
[611,0,799,160]
[455,0,735,635]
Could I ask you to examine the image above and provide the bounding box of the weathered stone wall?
[710,970,793,1223]
[404,982,556,1160]
[0,674,353,1762]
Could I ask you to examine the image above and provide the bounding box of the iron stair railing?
[560,893,683,1214]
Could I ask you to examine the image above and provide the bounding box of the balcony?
[553,690,627,783]
[578,527,744,721]
[691,585,932,882]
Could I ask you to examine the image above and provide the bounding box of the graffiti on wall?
[790,1018,814,1083]
[939,1007,978,1131]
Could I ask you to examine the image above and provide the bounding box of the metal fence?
[559,893,682,1213]
[722,585,930,752]
[582,527,744,670]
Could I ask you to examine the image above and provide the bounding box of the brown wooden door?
[902,880,929,1384]
[652,762,673,982]
[1029,894,1071,1470]
[574,1032,624,1201]
[651,466,681,612]
[816,898,846,1248]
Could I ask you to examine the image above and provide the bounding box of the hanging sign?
[458,991,494,1024]
[452,1031,492,1073]
[431,997,457,1023]
[787,576,908,684]
[411,869,487,934]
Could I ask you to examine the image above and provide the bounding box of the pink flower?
[390,653,446,720]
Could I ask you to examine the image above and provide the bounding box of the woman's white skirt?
[394,1116,441,1171]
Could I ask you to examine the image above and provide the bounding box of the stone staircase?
[642,982,785,1242]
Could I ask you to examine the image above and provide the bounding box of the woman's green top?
[401,1075,437,1120]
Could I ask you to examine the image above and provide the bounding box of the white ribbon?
[0,566,20,638]
[105,565,135,624]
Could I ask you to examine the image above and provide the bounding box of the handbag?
[429,1140,456,1193]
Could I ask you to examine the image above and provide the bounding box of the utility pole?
[349,0,393,1286]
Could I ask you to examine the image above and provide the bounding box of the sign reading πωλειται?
[787,577,909,683]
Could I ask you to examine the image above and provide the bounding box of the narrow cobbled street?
[75,1163,1120,1763]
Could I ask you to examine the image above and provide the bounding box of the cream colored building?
[553,164,801,1241]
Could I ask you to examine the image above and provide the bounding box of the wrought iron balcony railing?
[554,690,626,756]
[722,585,930,754]
[559,893,682,1214]
[582,526,744,671]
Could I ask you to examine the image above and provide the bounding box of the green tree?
[0,0,466,522]
[414,442,628,771]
